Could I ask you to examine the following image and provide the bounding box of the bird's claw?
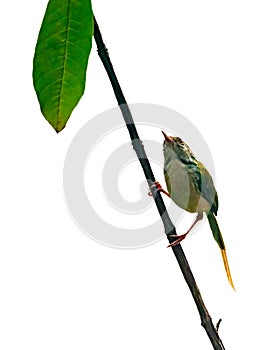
[148,181,162,196]
[148,181,170,198]
[167,233,187,248]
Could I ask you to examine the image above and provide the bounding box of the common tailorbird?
[150,131,234,289]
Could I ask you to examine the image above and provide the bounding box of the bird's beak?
[162,131,173,144]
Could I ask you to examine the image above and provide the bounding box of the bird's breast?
[164,159,210,213]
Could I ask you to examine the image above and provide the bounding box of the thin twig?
[216,319,222,331]
[93,16,226,350]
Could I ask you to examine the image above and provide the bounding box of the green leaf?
[33,0,93,132]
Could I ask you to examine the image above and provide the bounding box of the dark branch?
[93,16,226,350]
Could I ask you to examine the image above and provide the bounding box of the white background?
[1,0,280,349]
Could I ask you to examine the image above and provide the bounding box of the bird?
[150,131,235,290]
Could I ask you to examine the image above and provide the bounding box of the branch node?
[131,138,146,158]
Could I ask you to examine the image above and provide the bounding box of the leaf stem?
[93,16,226,350]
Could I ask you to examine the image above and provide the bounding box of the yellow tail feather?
[221,249,235,290]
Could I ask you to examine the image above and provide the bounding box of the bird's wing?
[198,161,219,214]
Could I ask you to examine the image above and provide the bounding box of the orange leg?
[167,212,203,248]
[148,181,170,198]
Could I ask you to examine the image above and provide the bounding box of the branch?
[93,16,226,350]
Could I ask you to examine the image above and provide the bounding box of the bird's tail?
[207,211,235,290]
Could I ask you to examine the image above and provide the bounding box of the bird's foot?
[167,233,187,248]
[167,213,203,247]
[148,181,170,198]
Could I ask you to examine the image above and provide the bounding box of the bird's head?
[162,131,195,160]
